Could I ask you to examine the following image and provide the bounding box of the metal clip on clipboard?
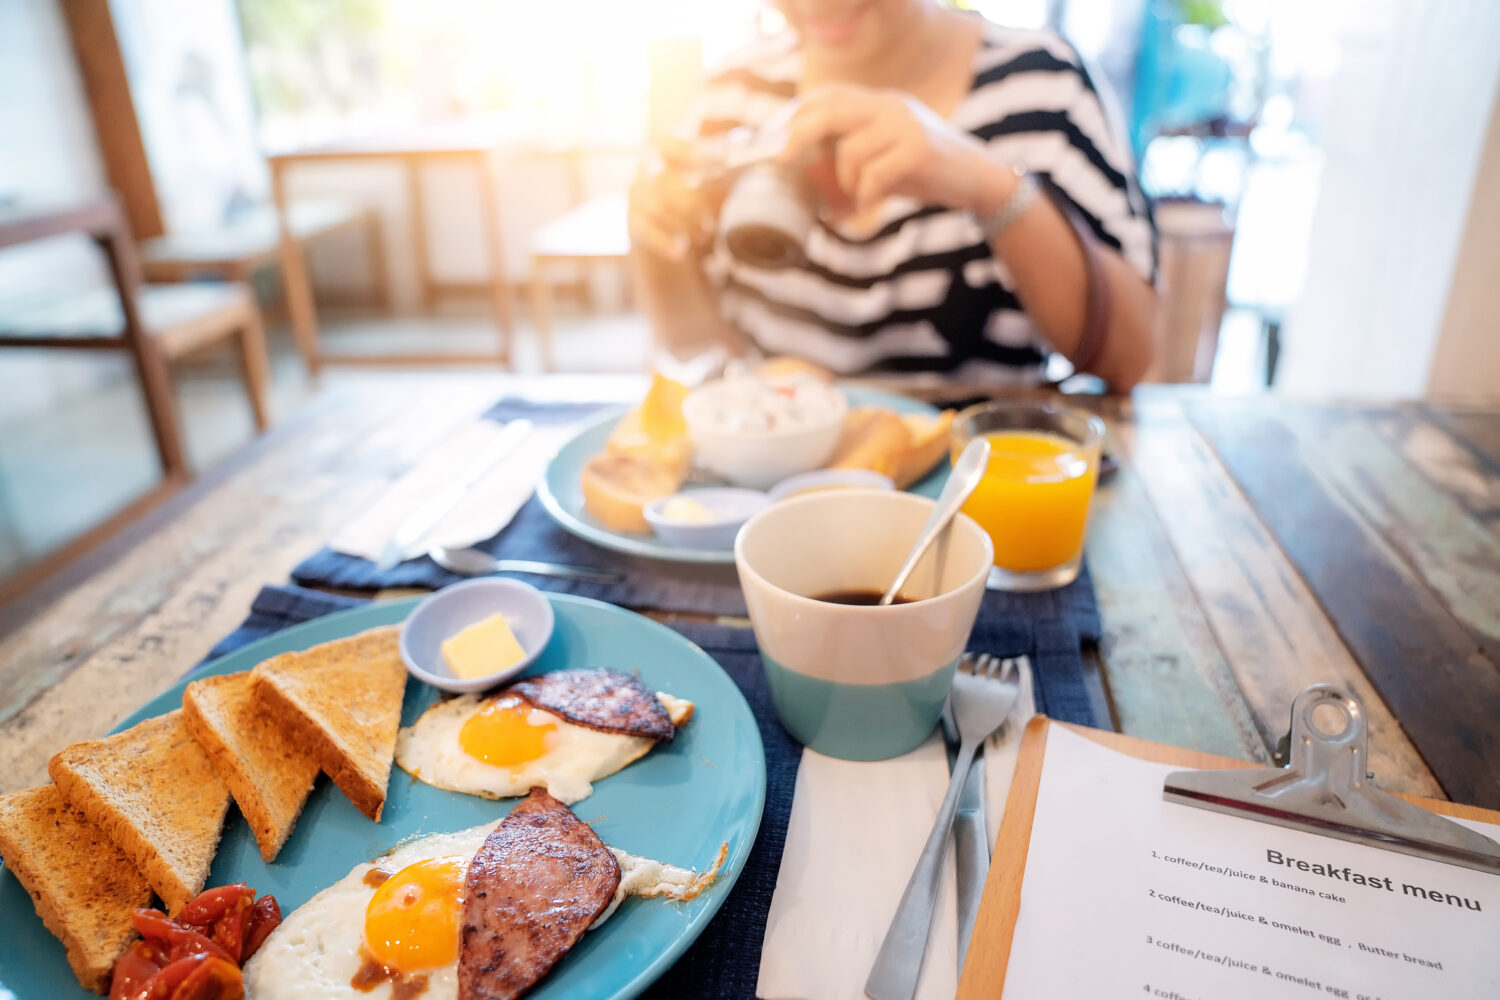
[1163,683,1500,877]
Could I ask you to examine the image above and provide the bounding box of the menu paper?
[1002,726,1500,999]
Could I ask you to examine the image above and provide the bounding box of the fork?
[866,653,1021,1000]
[428,545,624,584]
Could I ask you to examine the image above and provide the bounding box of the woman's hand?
[628,136,718,262]
[778,85,1011,215]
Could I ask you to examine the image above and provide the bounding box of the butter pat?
[660,495,714,523]
[442,612,527,679]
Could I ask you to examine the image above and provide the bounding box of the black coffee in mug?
[811,589,915,606]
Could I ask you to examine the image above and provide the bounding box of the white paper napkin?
[757,735,959,1000]
[757,657,1037,1000]
[329,418,575,563]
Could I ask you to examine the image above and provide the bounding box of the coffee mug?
[734,489,993,760]
[719,160,817,270]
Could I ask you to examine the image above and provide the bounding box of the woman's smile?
[799,1,876,47]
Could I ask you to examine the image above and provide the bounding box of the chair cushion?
[141,199,366,268]
[0,283,251,339]
[531,194,629,260]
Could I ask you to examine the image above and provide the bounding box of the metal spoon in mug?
[878,436,991,606]
[429,545,624,585]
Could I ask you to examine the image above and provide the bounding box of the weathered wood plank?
[1,386,407,715]
[1115,394,1441,796]
[0,388,478,791]
[1188,398,1500,809]
[0,373,643,794]
[1373,408,1500,532]
[1085,407,1269,763]
[1427,409,1500,470]
[1283,405,1500,668]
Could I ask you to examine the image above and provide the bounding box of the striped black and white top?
[686,20,1155,383]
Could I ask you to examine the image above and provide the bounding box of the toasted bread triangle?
[47,710,230,914]
[829,407,910,478]
[251,626,407,822]
[183,672,321,862]
[0,785,153,993]
[826,407,956,488]
[895,410,955,488]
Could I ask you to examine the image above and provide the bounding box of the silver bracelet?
[972,167,1040,242]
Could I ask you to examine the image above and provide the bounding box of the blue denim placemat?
[290,397,1104,638]
[200,584,1098,998]
[290,398,748,617]
[292,494,748,615]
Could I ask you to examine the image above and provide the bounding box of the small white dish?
[399,578,555,692]
[767,468,895,502]
[644,488,771,551]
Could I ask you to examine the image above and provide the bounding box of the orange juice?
[955,430,1098,571]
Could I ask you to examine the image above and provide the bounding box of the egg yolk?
[459,696,556,766]
[363,856,467,971]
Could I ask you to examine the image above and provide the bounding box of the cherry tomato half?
[239,895,282,962]
[131,910,234,965]
[149,953,243,1000]
[175,884,253,928]
[108,940,166,1000]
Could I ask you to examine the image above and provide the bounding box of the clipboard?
[955,716,1500,999]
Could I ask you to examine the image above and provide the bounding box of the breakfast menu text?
[1000,728,1500,999]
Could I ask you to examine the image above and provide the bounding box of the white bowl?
[643,488,771,551]
[682,378,848,490]
[399,578,555,693]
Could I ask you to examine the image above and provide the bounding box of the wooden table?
[267,118,524,371]
[1,377,1496,810]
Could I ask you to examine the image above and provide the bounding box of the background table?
[267,119,525,370]
[1,376,1496,809]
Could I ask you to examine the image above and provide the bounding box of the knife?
[941,694,991,975]
[953,747,987,972]
[374,419,533,571]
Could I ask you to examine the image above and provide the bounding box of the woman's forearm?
[976,166,1157,391]
[630,248,748,360]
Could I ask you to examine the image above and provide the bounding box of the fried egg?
[395,688,693,803]
[243,821,723,1000]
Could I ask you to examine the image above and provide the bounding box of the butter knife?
[942,695,990,974]
[953,747,987,972]
[374,419,533,571]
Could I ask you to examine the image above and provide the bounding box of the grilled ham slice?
[458,789,621,1000]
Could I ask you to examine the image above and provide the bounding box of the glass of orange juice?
[950,401,1105,591]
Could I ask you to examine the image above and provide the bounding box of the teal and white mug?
[734,489,993,760]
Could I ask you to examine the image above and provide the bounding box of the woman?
[629,0,1157,390]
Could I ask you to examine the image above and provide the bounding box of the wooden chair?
[529,193,630,372]
[1146,197,1236,383]
[56,0,386,379]
[139,198,387,370]
[268,132,519,370]
[0,199,271,482]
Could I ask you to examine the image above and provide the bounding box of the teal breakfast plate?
[0,594,766,1000]
[537,385,951,564]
